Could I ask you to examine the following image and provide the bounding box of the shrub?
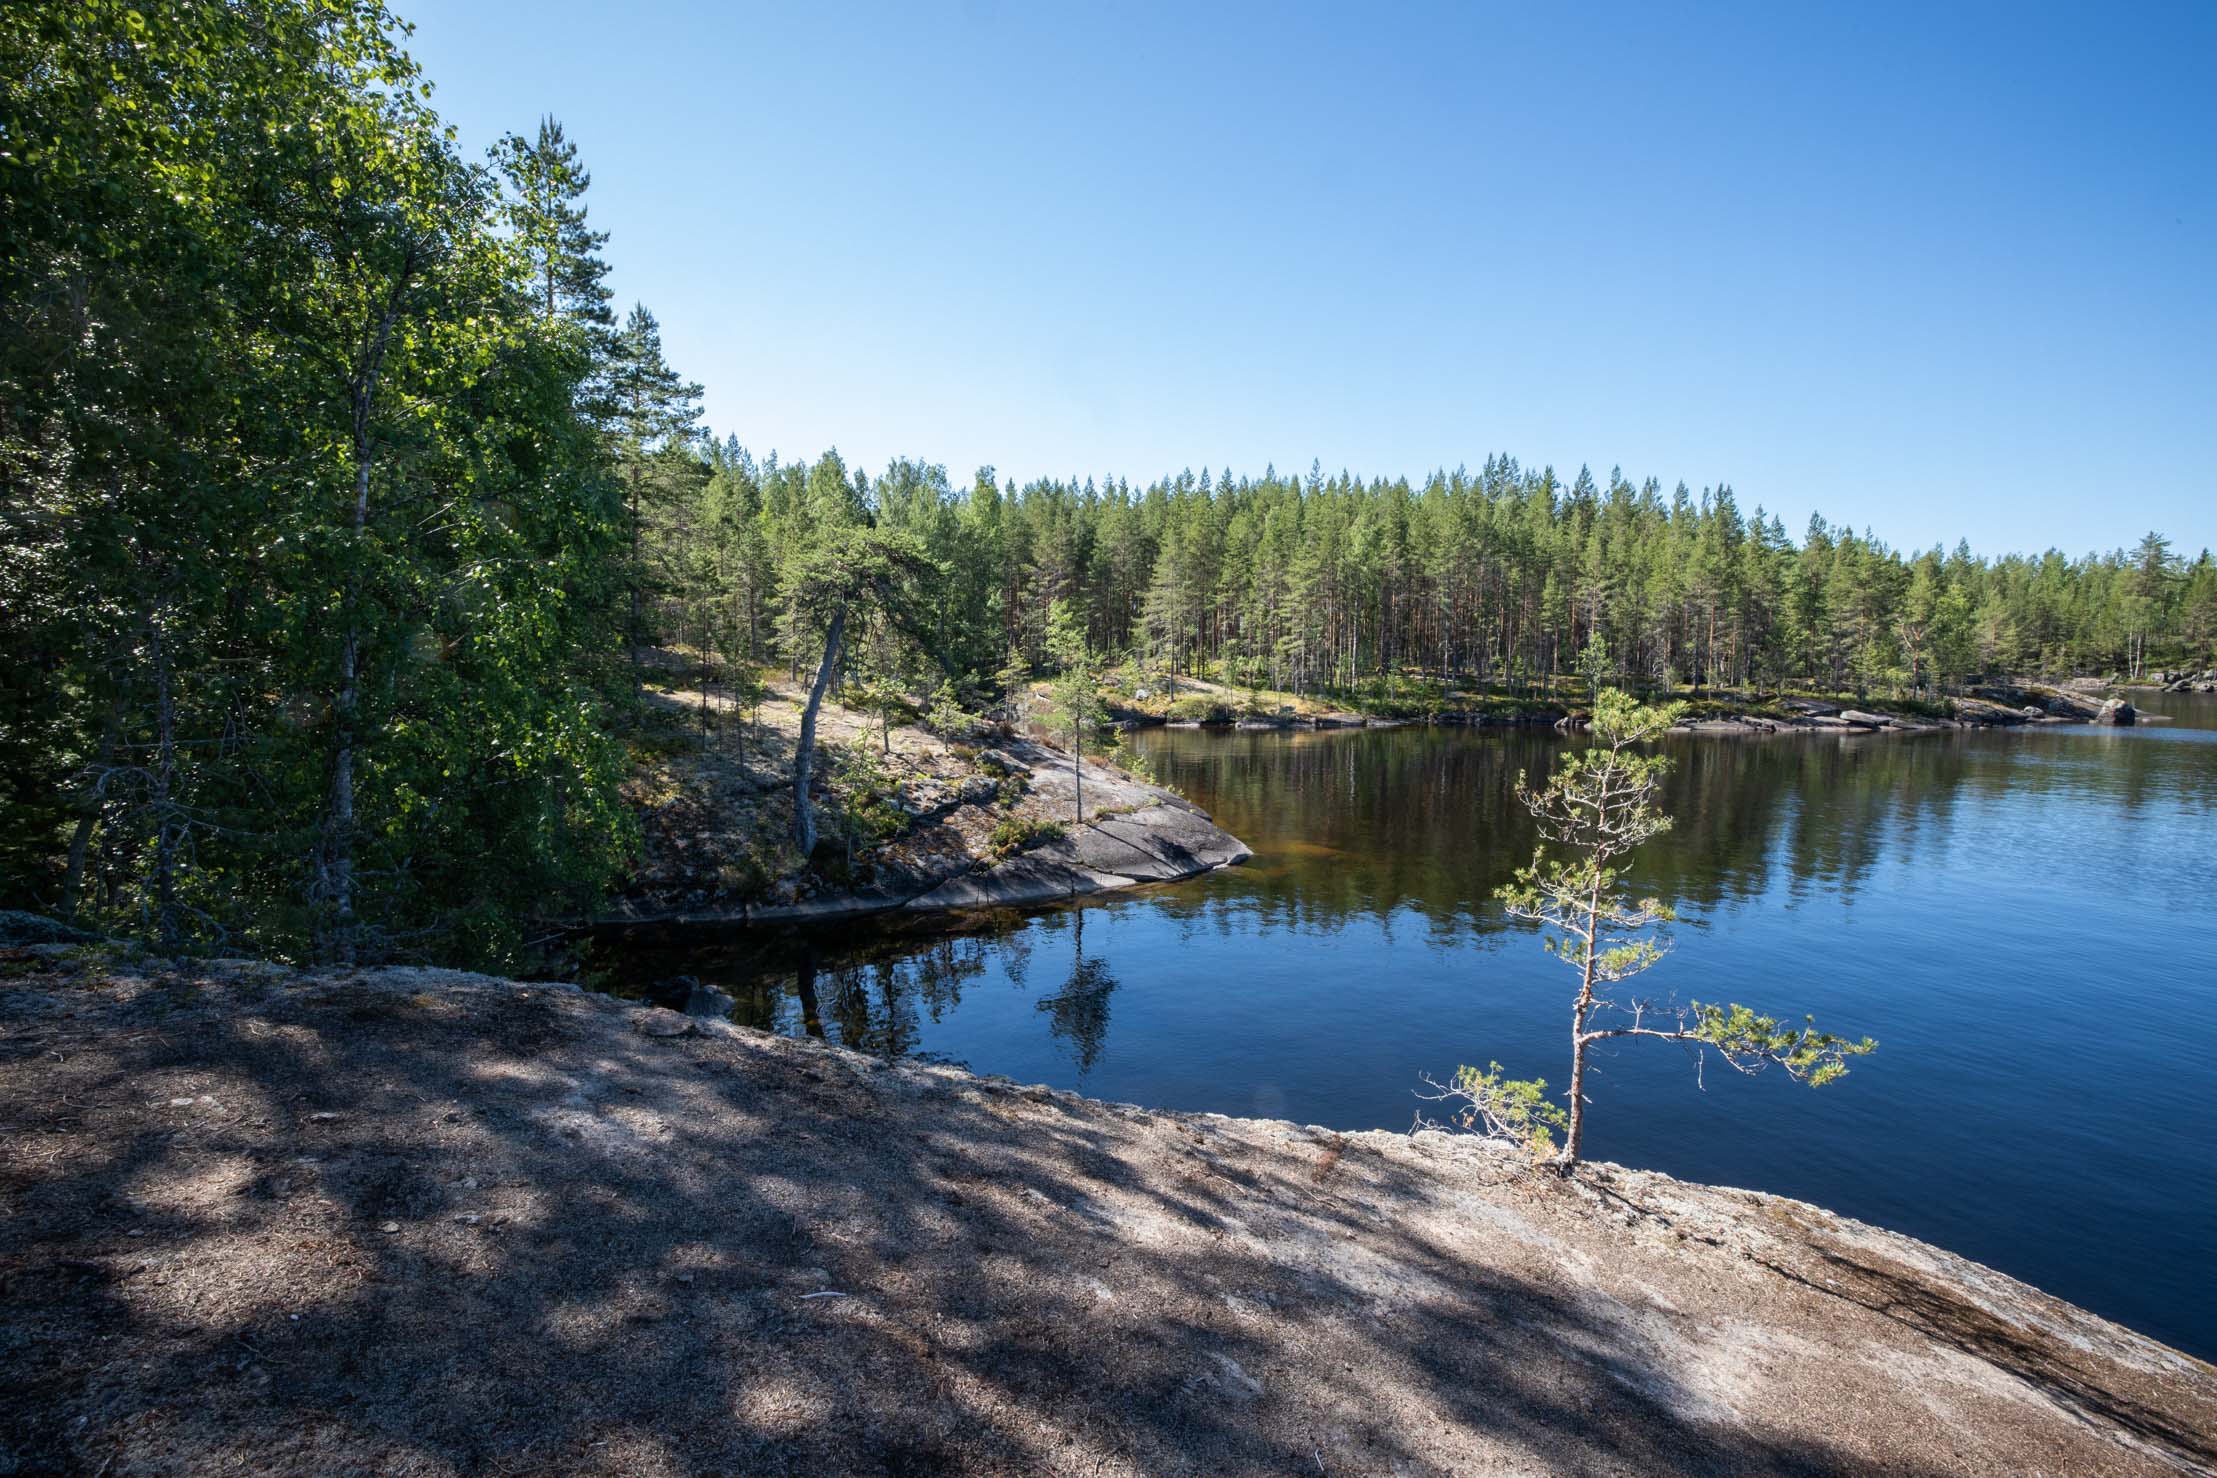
[1165,695,1232,723]
[986,816,1065,859]
[923,680,985,740]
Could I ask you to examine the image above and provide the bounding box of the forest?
[6,0,2214,967]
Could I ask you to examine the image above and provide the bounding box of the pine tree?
[607,304,703,690]
[1043,599,1108,824]
[1426,691,1875,1172]
[492,118,614,333]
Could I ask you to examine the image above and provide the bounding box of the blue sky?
[399,0,2214,555]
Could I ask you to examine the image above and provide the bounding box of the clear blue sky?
[400,0,2213,556]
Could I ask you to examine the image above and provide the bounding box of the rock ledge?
[2,961,2211,1476]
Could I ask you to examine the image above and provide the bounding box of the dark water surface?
[592,691,2217,1358]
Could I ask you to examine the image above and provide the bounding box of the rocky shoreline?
[615,736,1251,928]
[1125,675,2155,741]
[3,959,2211,1475]
[619,669,2171,936]
[1664,680,2144,737]
[2152,667,2217,694]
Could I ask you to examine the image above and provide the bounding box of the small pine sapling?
[1422,688,1875,1173]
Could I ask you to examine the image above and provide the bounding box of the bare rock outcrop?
[3,960,2212,1477]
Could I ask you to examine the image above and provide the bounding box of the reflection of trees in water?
[594,722,2217,1063]
[792,947,826,1038]
[724,910,1112,1068]
[810,935,992,1056]
[1145,725,2215,931]
[1143,726,2075,926]
[1032,910,1118,1074]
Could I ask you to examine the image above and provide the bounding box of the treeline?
[5,1,2210,967]
[648,446,2215,705]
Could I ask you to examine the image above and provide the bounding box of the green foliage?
[1426,1063,1568,1160]
[2,0,2201,972]
[1041,598,1110,821]
[986,816,1066,859]
[1689,1003,1879,1087]
[1042,600,1108,735]
[843,673,914,752]
[992,646,1036,727]
[1575,631,1612,696]
[923,680,983,740]
[829,738,907,851]
[1165,695,1235,723]
[0,0,634,967]
[1466,688,1874,1171]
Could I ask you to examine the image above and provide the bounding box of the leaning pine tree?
[1426,688,1876,1174]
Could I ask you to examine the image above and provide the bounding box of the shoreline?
[3,959,2210,1475]
[1117,675,2149,740]
[609,734,1251,929]
[616,673,2147,935]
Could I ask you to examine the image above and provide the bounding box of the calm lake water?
[591,690,2217,1359]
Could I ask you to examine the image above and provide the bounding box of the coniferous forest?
[6,1,2214,966]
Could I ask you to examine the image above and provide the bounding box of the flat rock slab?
[888,747,1249,914]
[3,962,2213,1477]
[903,852,1134,911]
[1096,805,1251,870]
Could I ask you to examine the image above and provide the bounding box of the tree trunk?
[1563,1018,1591,1170]
[61,683,129,922]
[321,288,403,964]
[1560,875,1604,1172]
[326,617,361,962]
[148,612,180,951]
[791,604,847,856]
[323,447,372,965]
[628,464,643,701]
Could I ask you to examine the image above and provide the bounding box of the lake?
[589,689,2217,1360]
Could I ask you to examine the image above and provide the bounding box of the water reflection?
[584,691,2217,1358]
[1035,910,1118,1073]
[595,695,2217,1063]
[1138,715,2216,934]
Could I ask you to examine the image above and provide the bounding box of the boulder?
[1839,710,1893,727]
[1094,805,1252,871]
[1057,825,1198,883]
[683,981,737,1018]
[2094,698,2136,726]
[0,911,95,946]
[973,748,1024,776]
